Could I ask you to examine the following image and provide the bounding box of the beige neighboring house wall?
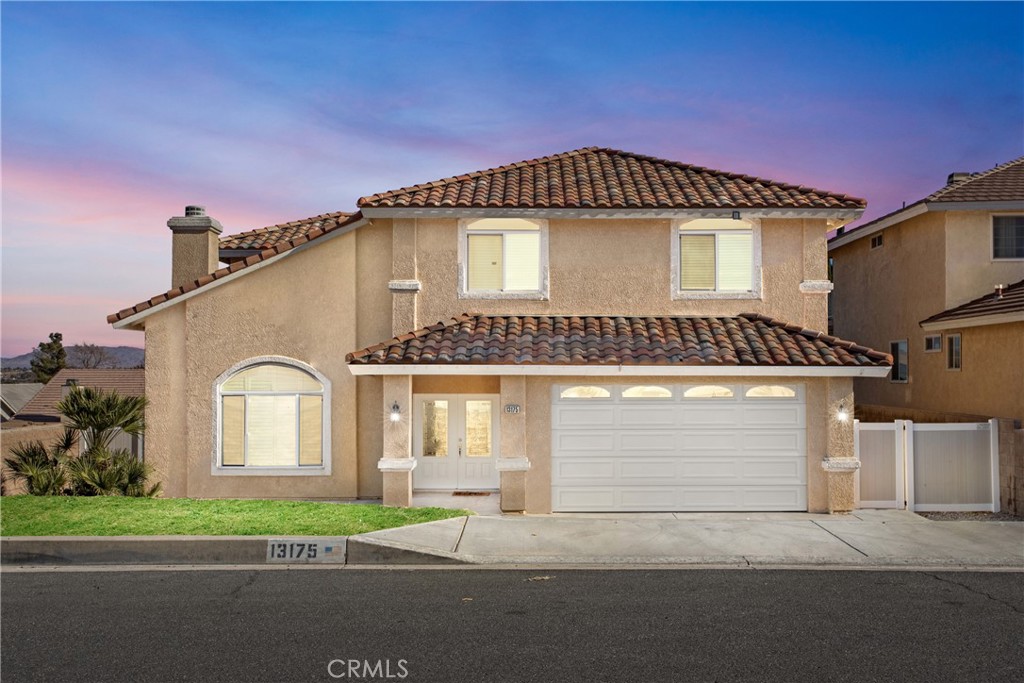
[830,162,1024,424]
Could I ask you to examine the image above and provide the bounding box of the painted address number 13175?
[269,542,318,560]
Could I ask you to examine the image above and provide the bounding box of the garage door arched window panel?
[744,385,798,399]
[622,385,673,399]
[560,385,611,399]
[215,359,331,474]
[683,385,734,399]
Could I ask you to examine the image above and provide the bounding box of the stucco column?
[390,218,419,336]
[821,377,857,513]
[799,219,832,331]
[497,376,530,512]
[379,375,414,507]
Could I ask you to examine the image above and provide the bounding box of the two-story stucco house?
[829,157,1024,424]
[109,147,891,514]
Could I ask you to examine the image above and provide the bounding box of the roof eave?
[347,364,892,377]
[920,311,1024,331]
[361,206,864,220]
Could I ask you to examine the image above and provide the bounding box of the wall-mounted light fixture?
[836,401,850,422]
[731,210,741,221]
[389,401,401,423]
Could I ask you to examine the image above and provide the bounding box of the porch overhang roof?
[346,314,892,378]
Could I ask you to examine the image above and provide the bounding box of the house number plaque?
[504,404,521,414]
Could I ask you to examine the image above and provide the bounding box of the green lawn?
[0,496,470,536]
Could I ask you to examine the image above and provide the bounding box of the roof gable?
[358,147,865,211]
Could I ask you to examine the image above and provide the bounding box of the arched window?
[559,385,611,399]
[683,385,734,399]
[745,385,797,398]
[217,360,329,471]
[622,385,673,399]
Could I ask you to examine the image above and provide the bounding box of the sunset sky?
[2,1,1022,356]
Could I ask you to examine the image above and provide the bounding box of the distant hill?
[2,346,144,370]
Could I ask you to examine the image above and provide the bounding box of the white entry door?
[413,395,500,490]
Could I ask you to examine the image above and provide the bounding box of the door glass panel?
[465,400,492,457]
[422,400,448,457]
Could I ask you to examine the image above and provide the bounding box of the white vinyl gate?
[855,419,1000,512]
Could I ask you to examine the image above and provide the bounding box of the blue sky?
[2,1,1022,355]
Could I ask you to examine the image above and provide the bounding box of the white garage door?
[551,384,807,512]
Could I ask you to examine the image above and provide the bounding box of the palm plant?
[5,387,160,497]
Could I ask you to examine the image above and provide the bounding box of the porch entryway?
[412,394,500,491]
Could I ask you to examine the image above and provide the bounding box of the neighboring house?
[6,368,146,459]
[1,383,43,422]
[108,147,890,513]
[829,157,1024,424]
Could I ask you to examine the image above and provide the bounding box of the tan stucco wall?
[832,209,1024,423]
[410,217,831,331]
[945,211,1024,310]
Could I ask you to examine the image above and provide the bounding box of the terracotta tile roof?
[357,147,866,211]
[346,314,891,367]
[920,278,1024,327]
[109,212,364,324]
[15,368,145,422]
[926,157,1024,203]
[219,212,353,255]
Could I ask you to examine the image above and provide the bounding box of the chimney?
[946,172,972,185]
[168,205,223,287]
[995,284,1005,299]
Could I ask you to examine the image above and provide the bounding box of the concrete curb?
[0,535,467,567]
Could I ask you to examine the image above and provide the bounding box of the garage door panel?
[555,432,615,452]
[742,432,802,451]
[619,406,677,426]
[618,489,677,510]
[741,405,805,427]
[619,459,678,479]
[620,432,677,451]
[741,458,805,482]
[679,432,742,451]
[742,487,806,509]
[678,459,740,479]
[554,460,616,481]
[552,488,616,511]
[679,406,742,426]
[554,406,615,427]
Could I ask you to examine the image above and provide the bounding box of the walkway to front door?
[412,394,500,490]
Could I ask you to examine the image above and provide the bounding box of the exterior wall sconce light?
[732,210,741,220]
[836,401,850,422]
[389,401,402,423]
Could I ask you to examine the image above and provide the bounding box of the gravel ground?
[916,511,1023,522]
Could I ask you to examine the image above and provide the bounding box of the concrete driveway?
[349,510,1024,567]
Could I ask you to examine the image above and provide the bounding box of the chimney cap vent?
[185,205,206,217]
[946,172,972,185]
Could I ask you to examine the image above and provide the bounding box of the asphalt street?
[2,568,1022,683]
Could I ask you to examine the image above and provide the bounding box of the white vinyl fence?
[855,419,999,512]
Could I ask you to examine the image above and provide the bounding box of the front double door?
[412,394,500,490]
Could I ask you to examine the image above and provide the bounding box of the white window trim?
[889,340,909,383]
[671,217,762,300]
[923,335,942,353]
[991,214,1024,262]
[946,333,962,371]
[457,217,549,300]
[211,356,332,476]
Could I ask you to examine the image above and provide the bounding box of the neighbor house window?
[870,234,884,249]
[674,218,759,297]
[217,361,329,471]
[890,340,909,382]
[924,335,942,353]
[461,217,548,297]
[947,334,962,370]
[992,216,1024,259]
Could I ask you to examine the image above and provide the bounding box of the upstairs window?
[674,218,759,297]
[947,334,962,371]
[461,218,547,298]
[870,234,884,249]
[217,361,329,472]
[992,216,1024,259]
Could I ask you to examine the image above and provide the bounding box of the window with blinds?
[678,219,754,292]
[465,218,543,292]
[219,363,325,468]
